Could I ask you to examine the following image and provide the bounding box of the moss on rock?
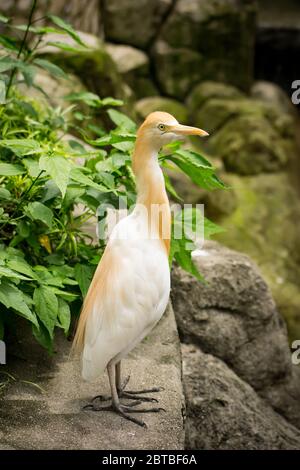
[214,172,300,341]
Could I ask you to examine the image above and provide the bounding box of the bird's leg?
[117,360,164,403]
[84,363,165,427]
[89,360,164,405]
[90,362,130,404]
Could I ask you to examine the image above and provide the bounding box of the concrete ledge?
[0,303,184,450]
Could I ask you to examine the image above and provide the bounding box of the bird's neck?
[132,137,171,254]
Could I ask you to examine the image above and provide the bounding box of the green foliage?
[0,7,227,351]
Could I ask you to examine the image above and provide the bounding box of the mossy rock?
[187,81,244,111]
[214,172,300,341]
[135,96,188,124]
[188,82,296,175]
[103,0,173,49]
[209,113,293,174]
[151,41,205,99]
[38,32,126,102]
[157,0,257,93]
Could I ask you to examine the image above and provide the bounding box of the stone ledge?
[0,304,184,450]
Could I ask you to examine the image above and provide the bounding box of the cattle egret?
[73,112,208,427]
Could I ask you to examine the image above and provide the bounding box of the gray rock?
[1,0,103,36]
[183,344,300,449]
[106,44,158,99]
[102,0,173,49]
[156,0,257,93]
[257,0,300,29]
[171,241,300,429]
[151,41,204,99]
[251,80,296,117]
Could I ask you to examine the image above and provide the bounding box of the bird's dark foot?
[88,375,132,403]
[90,378,164,404]
[83,401,165,427]
[120,391,160,403]
[119,377,164,403]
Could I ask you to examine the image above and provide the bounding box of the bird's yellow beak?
[170,124,209,137]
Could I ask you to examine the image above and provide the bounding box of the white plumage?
[82,209,170,381]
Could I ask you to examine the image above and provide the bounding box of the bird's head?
[137,111,209,151]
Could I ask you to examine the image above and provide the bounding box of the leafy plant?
[0,5,226,351]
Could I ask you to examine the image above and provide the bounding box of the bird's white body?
[81,207,170,381]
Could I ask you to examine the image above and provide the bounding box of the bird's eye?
[158,123,166,131]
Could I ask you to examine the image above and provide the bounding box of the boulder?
[37,32,126,102]
[155,0,257,95]
[186,82,296,175]
[209,113,292,174]
[187,81,244,111]
[1,0,102,36]
[151,41,204,99]
[102,0,173,49]
[106,44,158,99]
[135,96,188,123]
[171,241,300,429]
[251,80,297,117]
[211,173,300,344]
[19,70,86,112]
[183,344,300,449]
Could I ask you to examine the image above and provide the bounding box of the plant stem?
[6,0,37,99]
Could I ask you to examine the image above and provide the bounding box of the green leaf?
[107,109,136,132]
[23,158,41,177]
[48,15,86,46]
[39,154,72,198]
[33,286,58,338]
[70,168,110,193]
[0,163,25,176]
[26,202,53,228]
[0,265,32,281]
[0,80,6,104]
[0,139,41,156]
[32,322,53,353]
[0,35,19,52]
[101,97,124,107]
[64,91,102,107]
[33,58,67,79]
[175,149,213,168]
[204,217,225,239]
[165,155,225,190]
[171,237,204,282]
[6,257,37,280]
[57,298,71,335]
[0,13,9,23]
[163,173,182,201]
[0,281,38,326]
[0,188,11,200]
[16,220,30,238]
[74,263,94,297]
[45,41,85,53]
[0,56,19,72]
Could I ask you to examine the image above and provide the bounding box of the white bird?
[73,112,208,426]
